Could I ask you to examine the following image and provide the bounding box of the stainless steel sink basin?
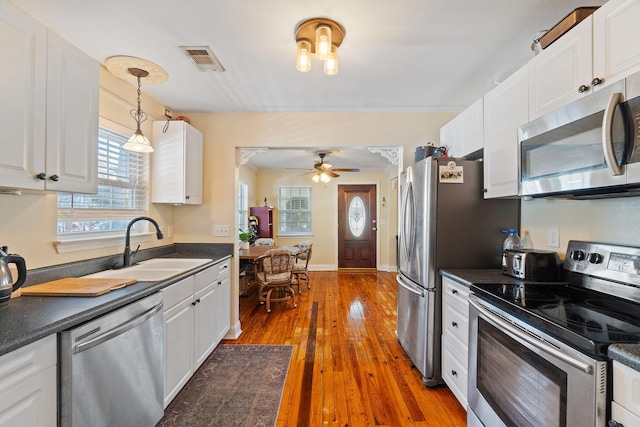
[84,258,212,282]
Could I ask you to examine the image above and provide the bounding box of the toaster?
[502,249,561,281]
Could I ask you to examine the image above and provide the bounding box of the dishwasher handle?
[74,302,163,354]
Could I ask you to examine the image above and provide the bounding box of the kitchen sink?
[83,258,213,282]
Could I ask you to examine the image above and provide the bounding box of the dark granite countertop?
[0,243,233,357]
[440,269,531,288]
[609,344,640,371]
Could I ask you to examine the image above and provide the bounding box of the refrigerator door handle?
[397,275,424,297]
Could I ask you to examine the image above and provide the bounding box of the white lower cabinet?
[0,334,56,427]
[161,258,231,407]
[441,276,470,409]
[610,360,640,425]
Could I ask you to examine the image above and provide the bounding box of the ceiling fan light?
[296,39,312,72]
[312,173,320,182]
[320,172,331,183]
[324,44,338,75]
[315,24,332,60]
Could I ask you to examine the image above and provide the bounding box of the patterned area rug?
[157,344,293,427]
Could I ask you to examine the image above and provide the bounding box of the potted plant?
[238,228,254,250]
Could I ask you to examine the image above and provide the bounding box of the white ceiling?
[9,0,608,171]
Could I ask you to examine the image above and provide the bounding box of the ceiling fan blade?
[328,171,340,178]
[331,168,360,172]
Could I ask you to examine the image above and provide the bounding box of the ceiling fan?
[308,152,360,178]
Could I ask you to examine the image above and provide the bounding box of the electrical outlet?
[214,225,230,237]
[162,107,173,119]
[548,228,559,248]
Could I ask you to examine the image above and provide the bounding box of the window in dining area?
[279,186,311,236]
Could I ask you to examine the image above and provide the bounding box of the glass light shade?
[315,24,332,60]
[296,40,312,72]
[312,173,320,182]
[123,130,154,153]
[320,172,331,183]
[324,45,338,75]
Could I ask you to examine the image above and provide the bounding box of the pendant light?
[294,18,345,75]
[105,56,169,152]
[123,68,153,152]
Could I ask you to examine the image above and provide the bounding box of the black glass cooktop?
[472,282,640,357]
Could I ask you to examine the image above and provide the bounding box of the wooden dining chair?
[254,238,275,246]
[254,249,298,313]
[292,244,312,293]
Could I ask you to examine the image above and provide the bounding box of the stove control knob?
[587,253,603,264]
[570,250,586,261]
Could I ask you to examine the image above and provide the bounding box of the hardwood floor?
[223,270,467,427]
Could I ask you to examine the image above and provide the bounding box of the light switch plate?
[548,228,559,248]
[214,225,230,236]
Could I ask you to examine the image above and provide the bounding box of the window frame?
[238,181,249,231]
[54,118,151,253]
[278,185,312,236]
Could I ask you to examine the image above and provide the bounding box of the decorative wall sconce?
[295,18,345,75]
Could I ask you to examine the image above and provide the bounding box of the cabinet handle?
[578,84,590,93]
[185,195,190,200]
[592,77,603,87]
[483,188,488,193]
[218,281,222,285]
[451,370,457,376]
[36,173,46,180]
[191,301,197,306]
[49,174,59,182]
[452,289,458,295]
[452,321,458,328]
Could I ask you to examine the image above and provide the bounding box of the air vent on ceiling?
[179,46,225,72]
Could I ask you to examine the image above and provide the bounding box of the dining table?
[238,245,299,260]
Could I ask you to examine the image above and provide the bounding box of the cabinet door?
[528,17,593,120]
[440,120,457,158]
[184,124,203,204]
[0,365,56,427]
[162,297,194,407]
[0,2,47,190]
[483,66,528,198]
[215,272,231,343]
[46,31,99,193]
[593,0,640,86]
[194,283,217,367]
[458,98,484,157]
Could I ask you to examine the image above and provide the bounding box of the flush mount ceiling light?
[105,56,169,152]
[295,18,345,75]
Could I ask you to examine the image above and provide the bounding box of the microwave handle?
[602,92,625,176]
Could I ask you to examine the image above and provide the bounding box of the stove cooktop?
[472,282,640,358]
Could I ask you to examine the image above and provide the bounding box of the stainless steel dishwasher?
[59,292,164,426]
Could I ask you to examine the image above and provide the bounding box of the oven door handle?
[469,298,593,375]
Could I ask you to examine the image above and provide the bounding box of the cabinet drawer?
[443,302,469,349]
[612,401,640,426]
[162,276,194,311]
[443,278,470,309]
[442,345,468,408]
[613,361,640,417]
[0,334,56,397]
[194,265,217,292]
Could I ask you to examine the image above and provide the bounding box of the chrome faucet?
[123,216,164,267]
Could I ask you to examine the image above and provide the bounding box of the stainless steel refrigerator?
[397,157,519,386]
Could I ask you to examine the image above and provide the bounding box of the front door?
[338,184,377,269]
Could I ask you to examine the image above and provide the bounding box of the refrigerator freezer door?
[397,273,437,385]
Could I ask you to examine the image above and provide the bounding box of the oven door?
[468,295,607,427]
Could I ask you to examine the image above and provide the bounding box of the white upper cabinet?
[0,1,98,192]
[151,121,204,205]
[528,16,593,120]
[440,98,483,158]
[529,0,640,121]
[483,66,528,199]
[593,0,640,85]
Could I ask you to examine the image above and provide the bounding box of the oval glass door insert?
[348,196,365,237]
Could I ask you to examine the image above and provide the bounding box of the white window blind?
[238,182,249,230]
[279,186,312,235]
[57,120,148,235]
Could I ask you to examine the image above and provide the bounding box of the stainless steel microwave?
[519,71,640,198]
